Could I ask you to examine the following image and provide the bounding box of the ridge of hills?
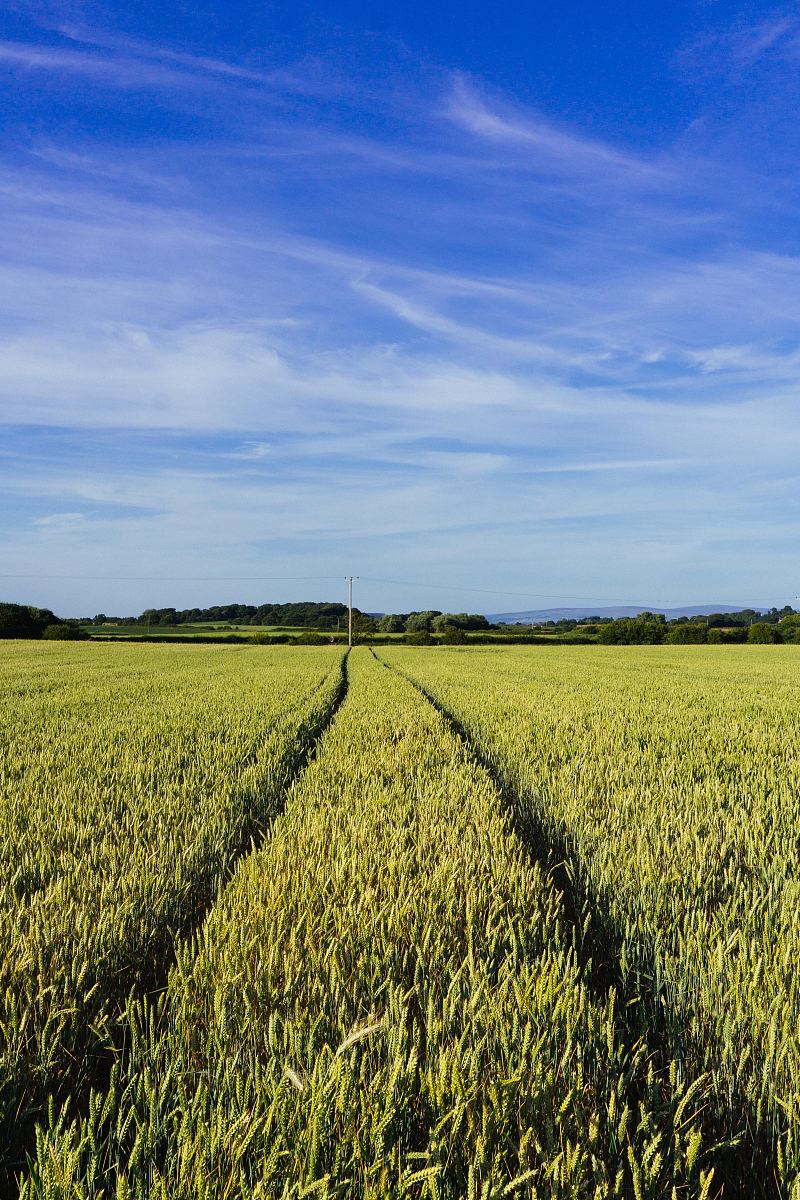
[485,604,751,624]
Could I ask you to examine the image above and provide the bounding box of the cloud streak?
[445,75,667,182]
[1,18,799,610]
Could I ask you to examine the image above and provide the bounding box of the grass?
[83,623,328,638]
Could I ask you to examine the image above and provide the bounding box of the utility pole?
[347,576,358,648]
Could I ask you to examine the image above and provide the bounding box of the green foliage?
[135,601,350,629]
[748,622,782,644]
[664,623,707,644]
[778,615,800,643]
[0,602,59,639]
[377,614,405,633]
[352,612,378,636]
[432,612,490,632]
[438,626,468,644]
[42,624,89,641]
[706,626,747,644]
[597,612,666,644]
[404,610,441,633]
[404,630,435,645]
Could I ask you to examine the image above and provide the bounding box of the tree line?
[116,602,351,628]
[3,598,799,645]
[375,611,490,633]
[595,610,799,644]
[0,603,88,640]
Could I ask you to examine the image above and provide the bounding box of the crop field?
[1,642,798,1198]
[83,624,320,639]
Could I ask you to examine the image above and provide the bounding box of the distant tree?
[724,627,747,643]
[405,630,435,645]
[665,624,707,645]
[718,609,759,628]
[432,612,490,632]
[0,602,60,638]
[353,611,377,635]
[0,603,40,638]
[597,621,626,645]
[439,626,468,644]
[747,622,782,644]
[405,611,441,633]
[597,613,666,645]
[378,614,406,633]
[778,615,800,643]
[42,623,89,641]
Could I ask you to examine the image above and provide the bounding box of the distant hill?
[486,604,753,625]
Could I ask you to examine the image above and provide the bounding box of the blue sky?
[2,0,800,616]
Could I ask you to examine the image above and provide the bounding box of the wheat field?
[2,641,798,1198]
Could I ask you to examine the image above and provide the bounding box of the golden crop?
[383,644,800,1195]
[0,640,343,1184]
[4,642,798,1197]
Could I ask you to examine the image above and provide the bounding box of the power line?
[0,574,345,582]
[360,576,784,610]
[0,571,783,611]
[360,576,663,606]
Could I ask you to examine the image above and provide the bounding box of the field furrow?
[20,648,723,1199]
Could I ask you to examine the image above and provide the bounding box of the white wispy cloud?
[445,74,668,182]
[55,25,275,81]
[732,16,798,63]
[0,39,208,89]
[0,28,343,102]
[678,11,800,77]
[32,511,86,528]
[53,24,346,96]
[2,22,800,609]
[229,441,272,460]
[526,457,693,475]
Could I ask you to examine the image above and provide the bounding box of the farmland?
[0,641,344,1188]
[1,642,798,1197]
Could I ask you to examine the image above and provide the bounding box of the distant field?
[85,622,344,638]
[2,641,798,1197]
[83,628,316,638]
[84,622,587,642]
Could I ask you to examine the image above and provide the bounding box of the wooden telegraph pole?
[347,576,358,648]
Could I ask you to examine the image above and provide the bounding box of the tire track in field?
[2,653,350,1200]
[373,649,776,1200]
